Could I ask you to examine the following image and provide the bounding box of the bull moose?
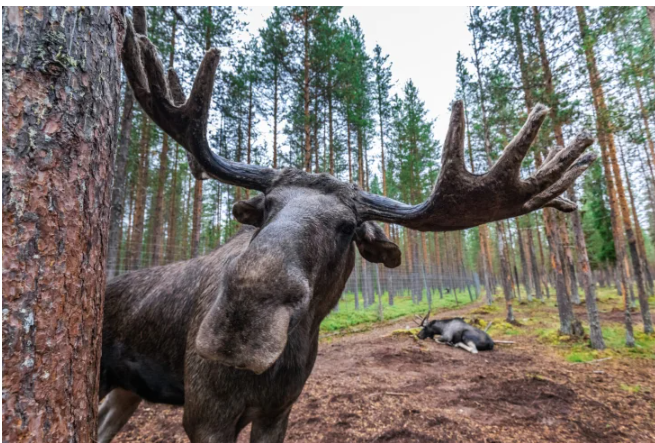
[98,8,596,443]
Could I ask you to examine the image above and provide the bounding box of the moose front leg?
[249,408,292,443]
[454,342,478,354]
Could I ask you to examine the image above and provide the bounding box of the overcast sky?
[237,6,472,162]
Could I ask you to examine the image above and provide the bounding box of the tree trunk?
[108,85,135,278]
[2,7,124,442]
[191,7,213,258]
[647,6,655,42]
[568,187,605,349]
[577,6,639,343]
[190,180,203,258]
[273,68,279,169]
[129,117,151,270]
[303,8,312,172]
[529,7,582,322]
[328,74,334,175]
[150,15,177,267]
[166,144,179,263]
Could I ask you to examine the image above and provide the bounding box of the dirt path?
[115,305,655,443]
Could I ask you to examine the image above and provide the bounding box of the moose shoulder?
[99,7,596,443]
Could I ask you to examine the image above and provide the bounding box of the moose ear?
[355,222,402,268]
[233,194,265,227]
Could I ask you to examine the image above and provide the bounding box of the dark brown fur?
[100,180,400,443]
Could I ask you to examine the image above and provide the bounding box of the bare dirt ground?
[115,303,655,443]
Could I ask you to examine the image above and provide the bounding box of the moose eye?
[338,222,355,236]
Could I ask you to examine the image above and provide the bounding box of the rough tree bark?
[107,85,134,278]
[2,6,124,442]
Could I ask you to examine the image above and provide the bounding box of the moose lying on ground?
[416,313,495,354]
[98,8,595,443]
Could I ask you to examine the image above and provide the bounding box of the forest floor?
[115,288,655,443]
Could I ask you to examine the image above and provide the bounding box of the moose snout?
[195,302,293,375]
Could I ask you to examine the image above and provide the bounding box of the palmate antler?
[356,102,596,231]
[122,8,595,233]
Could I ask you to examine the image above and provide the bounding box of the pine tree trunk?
[2,7,124,442]
[191,9,212,257]
[568,188,605,349]
[347,116,353,182]
[190,180,203,258]
[529,7,583,319]
[125,181,137,272]
[273,66,279,169]
[108,85,135,279]
[303,8,311,172]
[328,74,334,175]
[577,6,639,343]
[515,218,533,300]
[619,140,653,295]
[150,16,177,267]
[647,7,655,42]
[526,217,543,300]
[166,144,179,263]
[129,118,151,270]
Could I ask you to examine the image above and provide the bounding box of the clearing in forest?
[115,288,655,443]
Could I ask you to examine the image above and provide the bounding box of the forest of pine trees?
[108,6,655,347]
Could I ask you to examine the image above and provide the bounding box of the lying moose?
[98,8,595,443]
[416,313,494,354]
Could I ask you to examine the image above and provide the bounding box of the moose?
[98,8,596,443]
[415,313,495,354]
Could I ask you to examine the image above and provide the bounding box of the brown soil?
[115,304,655,443]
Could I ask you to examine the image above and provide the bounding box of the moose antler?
[122,7,595,234]
[356,101,596,231]
[122,8,277,191]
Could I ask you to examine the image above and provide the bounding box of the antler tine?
[122,7,277,192]
[421,310,431,327]
[524,132,595,195]
[123,18,151,116]
[166,67,209,180]
[356,100,595,231]
[167,68,186,106]
[132,5,147,35]
[440,101,467,176]
[490,104,550,177]
[523,152,597,212]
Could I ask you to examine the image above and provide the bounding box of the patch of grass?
[620,383,642,394]
[320,288,477,333]
[566,352,596,363]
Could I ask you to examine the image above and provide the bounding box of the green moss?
[470,304,499,315]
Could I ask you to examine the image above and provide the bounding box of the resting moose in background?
[416,314,494,354]
[98,8,596,443]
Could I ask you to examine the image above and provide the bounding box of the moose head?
[121,12,595,373]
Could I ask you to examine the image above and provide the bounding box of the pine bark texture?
[3,6,124,442]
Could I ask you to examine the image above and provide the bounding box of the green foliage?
[581,160,616,267]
